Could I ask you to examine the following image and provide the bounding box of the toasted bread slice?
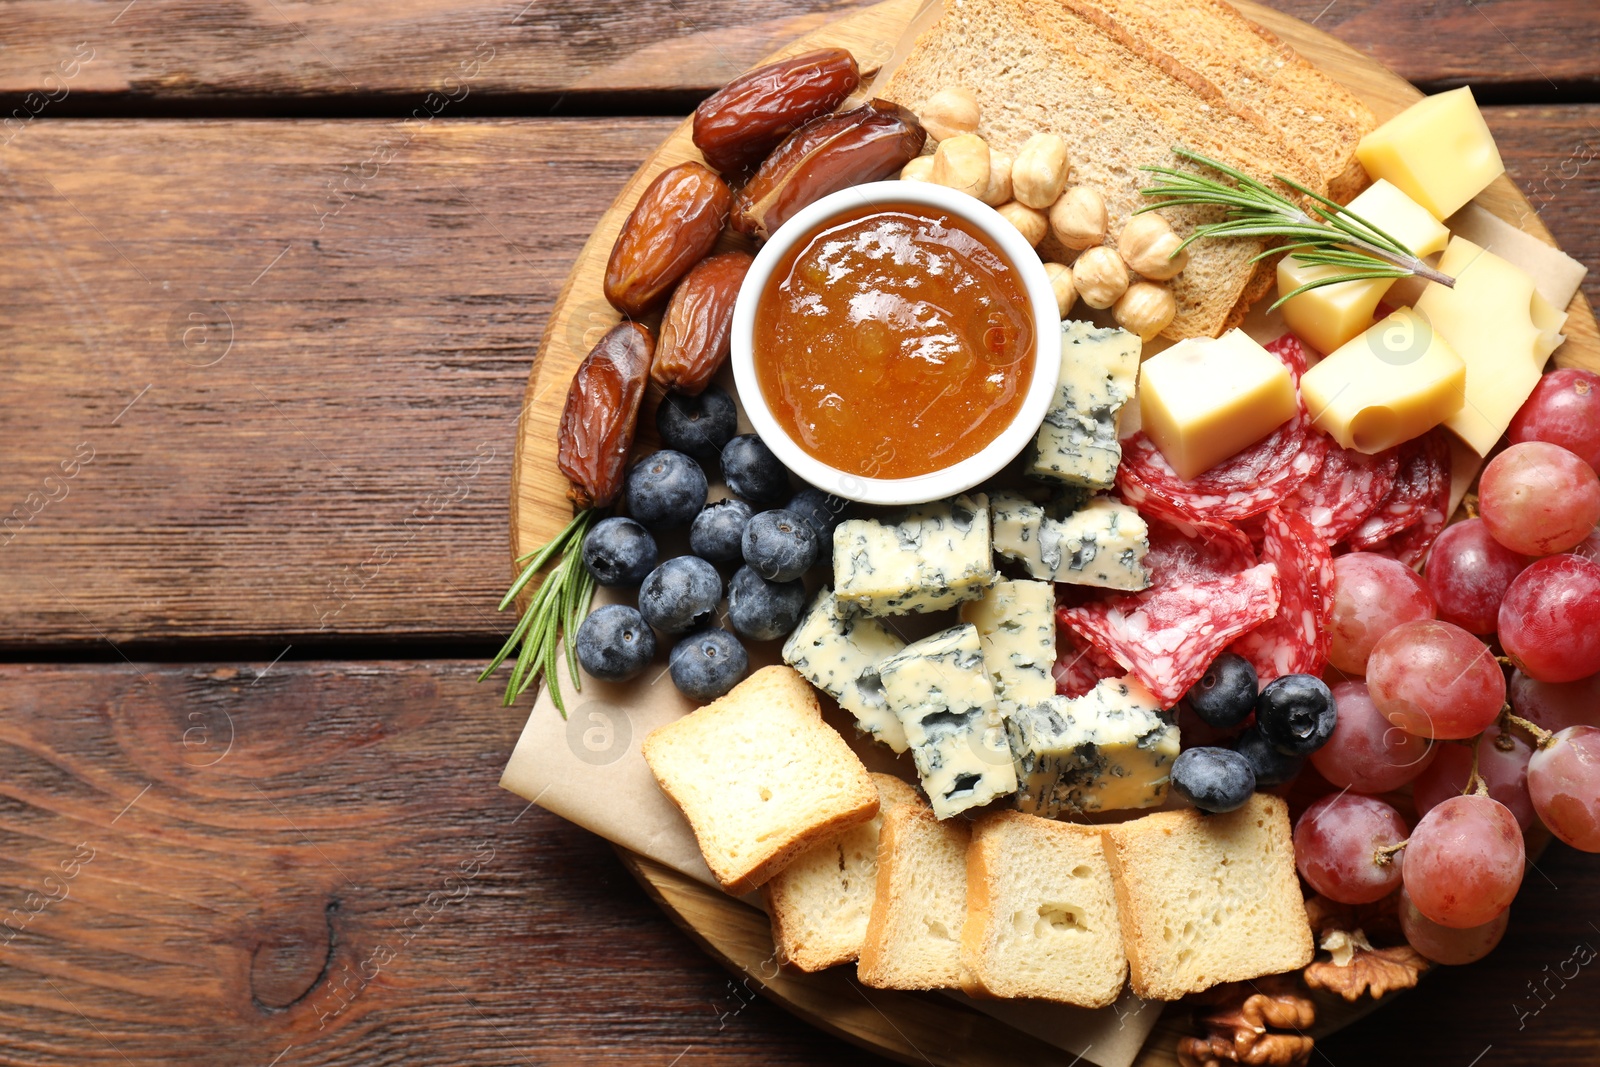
[1101,793,1314,1000]
[857,795,970,990]
[642,665,879,895]
[961,811,1128,1007]
[762,774,923,972]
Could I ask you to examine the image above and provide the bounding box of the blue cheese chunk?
[1006,676,1179,816]
[833,493,996,616]
[877,624,1018,819]
[782,588,909,752]
[990,491,1151,591]
[958,579,1055,715]
[1028,321,1142,490]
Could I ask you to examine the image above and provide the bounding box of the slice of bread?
[1100,793,1314,1000]
[857,795,971,990]
[762,774,923,972]
[642,665,880,895]
[882,0,1326,340]
[961,810,1128,1007]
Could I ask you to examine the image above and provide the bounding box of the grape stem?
[1463,744,1490,798]
[1503,710,1558,749]
[1373,840,1409,866]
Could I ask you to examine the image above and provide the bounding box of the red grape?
[1499,554,1600,683]
[1402,794,1524,928]
[1528,725,1600,852]
[1423,518,1528,634]
[1478,441,1600,556]
[1510,668,1600,732]
[1575,525,1600,564]
[1294,793,1409,904]
[1326,553,1436,674]
[1508,368,1600,474]
[1311,679,1436,792]
[1367,620,1506,739]
[1399,886,1509,965]
[1413,722,1536,830]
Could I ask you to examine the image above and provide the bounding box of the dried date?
[652,251,754,396]
[603,162,731,318]
[692,48,860,177]
[558,321,654,509]
[731,100,926,240]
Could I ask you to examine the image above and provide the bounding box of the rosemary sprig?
[479,508,598,715]
[1138,147,1455,309]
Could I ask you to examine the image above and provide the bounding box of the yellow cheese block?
[1277,181,1451,355]
[1138,329,1298,480]
[1415,236,1568,455]
[1301,308,1467,453]
[1356,87,1505,220]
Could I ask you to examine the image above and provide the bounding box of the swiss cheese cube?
[1136,329,1297,481]
[1355,87,1505,220]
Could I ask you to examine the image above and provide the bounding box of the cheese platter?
[495,0,1600,1064]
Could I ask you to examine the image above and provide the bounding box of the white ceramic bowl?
[730,180,1062,507]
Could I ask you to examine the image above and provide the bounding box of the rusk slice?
[1101,793,1314,1000]
[857,795,971,990]
[961,811,1128,1007]
[762,774,923,972]
[642,665,879,896]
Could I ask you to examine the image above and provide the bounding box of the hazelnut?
[1042,262,1077,318]
[931,133,990,199]
[1074,245,1130,310]
[979,152,1013,207]
[1118,212,1189,279]
[1011,133,1070,209]
[1049,185,1108,251]
[1112,280,1176,340]
[994,201,1048,247]
[900,155,935,182]
[919,87,980,142]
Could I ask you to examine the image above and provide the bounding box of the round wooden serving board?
[508,2,1600,1064]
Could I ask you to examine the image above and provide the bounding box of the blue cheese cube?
[782,588,909,752]
[1028,321,1142,490]
[833,493,996,616]
[1006,676,1179,816]
[877,624,1018,819]
[990,491,1151,591]
[958,579,1055,715]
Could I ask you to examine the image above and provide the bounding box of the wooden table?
[1,3,1597,1064]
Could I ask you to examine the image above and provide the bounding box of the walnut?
[1177,981,1315,1067]
[1301,893,1427,1003]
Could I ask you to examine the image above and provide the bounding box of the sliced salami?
[1346,430,1450,550]
[1057,562,1283,706]
[1369,431,1453,567]
[1143,516,1257,588]
[1053,631,1124,699]
[1229,508,1336,683]
[1284,438,1401,546]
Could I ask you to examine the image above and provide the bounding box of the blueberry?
[741,509,818,582]
[1170,746,1256,813]
[574,604,657,682]
[785,487,848,542]
[656,386,738,468]
[669,627,749,702]
[721,434,791,506]
[1185,652,1259,729]
[625,450,708,530]
[727,565,807,641]
[1234,727,1305,788]
[580,517,659,586]
[689,498,753,565]
[638,556,722,634]
[1256,674,1338,756]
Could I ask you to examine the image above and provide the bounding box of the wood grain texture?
[0,0,1594,109]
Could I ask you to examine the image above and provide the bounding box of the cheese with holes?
[991,492,1150,591]
[1028,321,1141,489]
[1005,676,1178,816]
[782,588,908,752]
[1356,87,1505,220]
[833,493,995,616]
[1415,237,1569,454]
[1301,307,1467,453]
[1137,330,1297,481]
[877,624,1017,819]
[959,579,1055,715]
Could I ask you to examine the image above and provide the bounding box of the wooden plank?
[0,660,1596,1065]
[0,0,1594,111]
